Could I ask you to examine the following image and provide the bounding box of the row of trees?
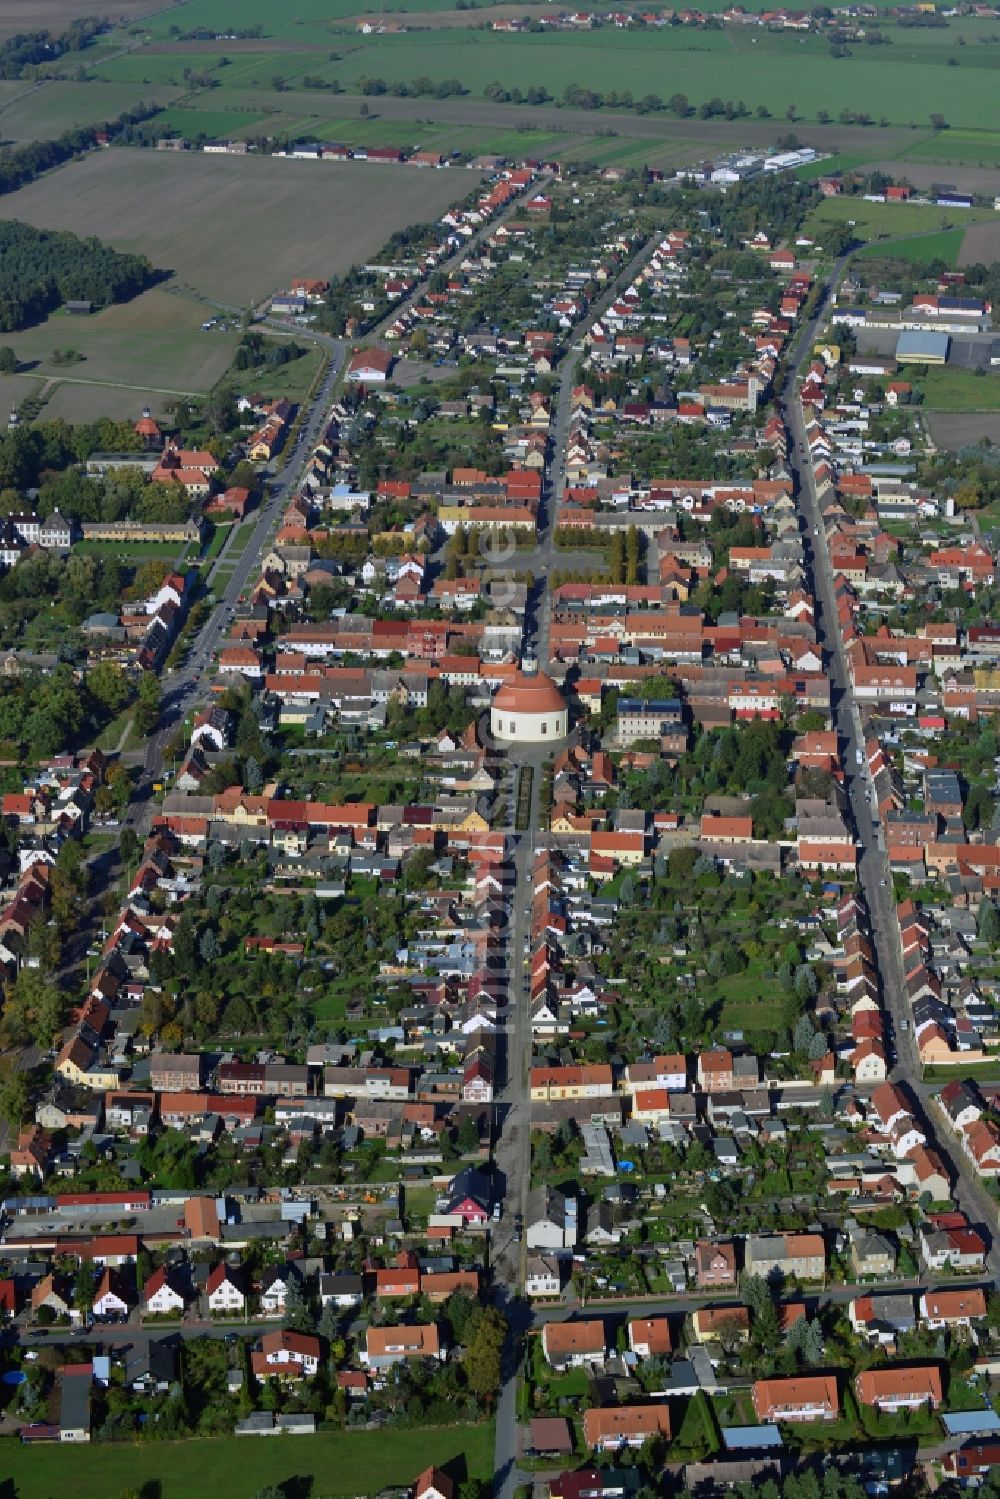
[357,74,467,98]
[0,103,160,199]
[0,21,104,79]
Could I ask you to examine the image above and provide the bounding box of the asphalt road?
[120,347,346,836]
[490,228,677,1499]
[780,261,1000,1283]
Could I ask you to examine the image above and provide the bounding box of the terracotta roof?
[493,669,565,716]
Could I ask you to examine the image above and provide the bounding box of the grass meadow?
[0,1422,496,1499]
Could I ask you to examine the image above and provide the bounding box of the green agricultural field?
[901,128,1000,165]
[0,78,184,140]
[84,50,211,85]
[151,105,270,138]
[804,194,995,244]
[7,288,240,399]
[130,0,919,40]
[855,226,967,265]
[230,27,1000,130]
[139,0,465,39]
[913,366,1000,411]
[0,1422,496,1499]
[90,13,1000,126]
[794,150,891,179]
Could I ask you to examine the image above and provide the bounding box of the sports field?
[0,1421,496,1499]
[0,148,475,304]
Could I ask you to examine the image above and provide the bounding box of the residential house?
[752,1375,839,1423]
[364,1324,443,1370]
[694,1241,737,1289]
[855,1365,943,1411]
[251,1329,322,1380]
[206,1262,246,1315]
[541,1319,607,1369]
[628,1317,672,1358]
[745,1233,825,1283]
[525,1256,562,1299]
[919,1288,987,1330]
[582,1405,672,1452]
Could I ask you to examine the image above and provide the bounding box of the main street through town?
[780,263,1000,1284]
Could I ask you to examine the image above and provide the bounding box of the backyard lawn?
[0,1422,495,1499]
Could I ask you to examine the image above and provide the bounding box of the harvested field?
[0,148,476,304]
[925,411,1000,449]
[959,219,1000,267]
[298,92,921,157]
[8,288,239,398]
[0,79,183,142]
[0,374,42,416]
[0,2,154,38]
[865,159,1000,196]
[36,380,174,424]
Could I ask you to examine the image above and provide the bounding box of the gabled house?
[694,1240,738,1289]
[206,1262,246,1315]
[752,1374,839,1423]
[251,1328,322,1380]
[628,1317,672,1358]
[541,1318,606,1369]
[364,1323,443,1369]
[143,1266,186,1317]
[920,1287,987,1330]
[93,1267,134,1321]
[582,1404,672,1452]
[855,1364,943,1411]
[260,1264,300,1317]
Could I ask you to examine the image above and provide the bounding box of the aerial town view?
[5,3,1000,1499]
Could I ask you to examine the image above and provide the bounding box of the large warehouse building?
[896,330,950,365]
